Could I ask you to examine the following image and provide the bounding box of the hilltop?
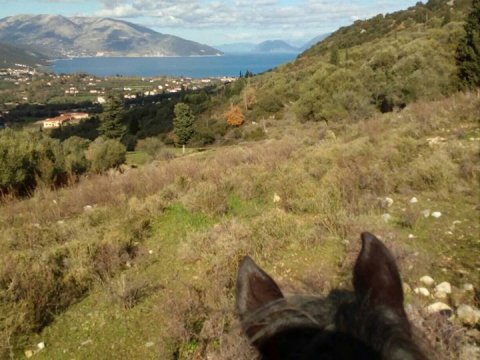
[0,42,48,68]
[0,15,223,58]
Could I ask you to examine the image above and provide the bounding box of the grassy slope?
[0,42,48,67]
[1,91,478,359]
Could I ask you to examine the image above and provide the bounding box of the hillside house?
[43,112,89,129]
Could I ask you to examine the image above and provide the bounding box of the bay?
[52,53,298,78]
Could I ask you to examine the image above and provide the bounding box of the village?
[0,63,237,128]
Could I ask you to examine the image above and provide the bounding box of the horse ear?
[353,232,405,317]
[236,256,284,319]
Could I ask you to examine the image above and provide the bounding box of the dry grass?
[0,92,479,358]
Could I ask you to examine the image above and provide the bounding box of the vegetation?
[225,105,245,127]
[0,0,479,358]
[173,103,195,149]
[99,96,127,140]
[0,92,478,359]
[456,0,480,88]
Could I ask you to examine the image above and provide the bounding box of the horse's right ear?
[353,232,406,319]
[236,256,284,320]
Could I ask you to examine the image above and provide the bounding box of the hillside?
[227,0,473,127]
[1,92,478,359]
[0,42,48,67]
[0,15,222,58]
[0,0,479,358]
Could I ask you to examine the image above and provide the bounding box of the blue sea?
[52,53,298,78]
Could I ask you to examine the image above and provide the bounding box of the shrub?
[137,137,165,157]
[0,129,65,194]
[225,105,245,127]
[86,138,126,173]
[62,136,90,176]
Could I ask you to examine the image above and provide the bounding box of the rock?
[435,291,448,299]
[24,350,33,358]
[414,287,430,297]
[410,197,418,204]
[382,213,392,223]
[383,197,394,208]
[273,193,281,203]
[408,233,415,239]
[145,342,155,348]
[463,283,474,292]
[457,305,480,326]
[426,302,453,315]
[148,250,154,254]
[431,211,442,218]
[57,220,65,225]
[451,289,474,307]
[83,205,93,212]
[421,209,431,218]
[37,342,45,350]
[420,276,435,287]
[81,339,93,346]
[435,282,452,294]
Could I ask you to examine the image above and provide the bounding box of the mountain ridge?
[0,14,223,58]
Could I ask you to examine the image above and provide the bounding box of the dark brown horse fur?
[236,232,429,360]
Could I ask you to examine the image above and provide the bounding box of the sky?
[0,0,421,46]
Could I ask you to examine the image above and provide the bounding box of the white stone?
[463,283,474,292]
[408,234,415,240]
[148,250,153,255]
[37,342,45,350]
[421,209,431,218]
[145,342,155,348]
[414,287,430,297]
[57,220,65,225]
[426,302,453,315]
[83,205,93,212]
[410,197,418,204]
[457,305,480,326]
[432,211,442,218]
[420,276,435,287]
[383,197,394,207]
[273,193,281,203]
[382,213,392,223]
[436,282,452,294]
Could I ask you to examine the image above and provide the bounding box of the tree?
[173,103,195,153]
[99,96,126,139]
[456,0,480,89]
[225,105,245,127]
[86,138,126,173]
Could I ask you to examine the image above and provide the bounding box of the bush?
[62,136,91,176]
[136,137,165,157]
[0,129,65,194]
[86,138,126,173]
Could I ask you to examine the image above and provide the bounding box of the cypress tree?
[456,0,480,89]
[173,103,195,153]
[99,96,126,139]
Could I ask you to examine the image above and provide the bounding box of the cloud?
[92,0,417,42]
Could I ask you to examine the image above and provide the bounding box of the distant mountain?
[300,33,331,51]
[215,43,256,53]
[253,40,300,54]
[0,42,48,67]
[0,15,223,58]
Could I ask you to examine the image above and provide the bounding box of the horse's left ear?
[236,256,284,320]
